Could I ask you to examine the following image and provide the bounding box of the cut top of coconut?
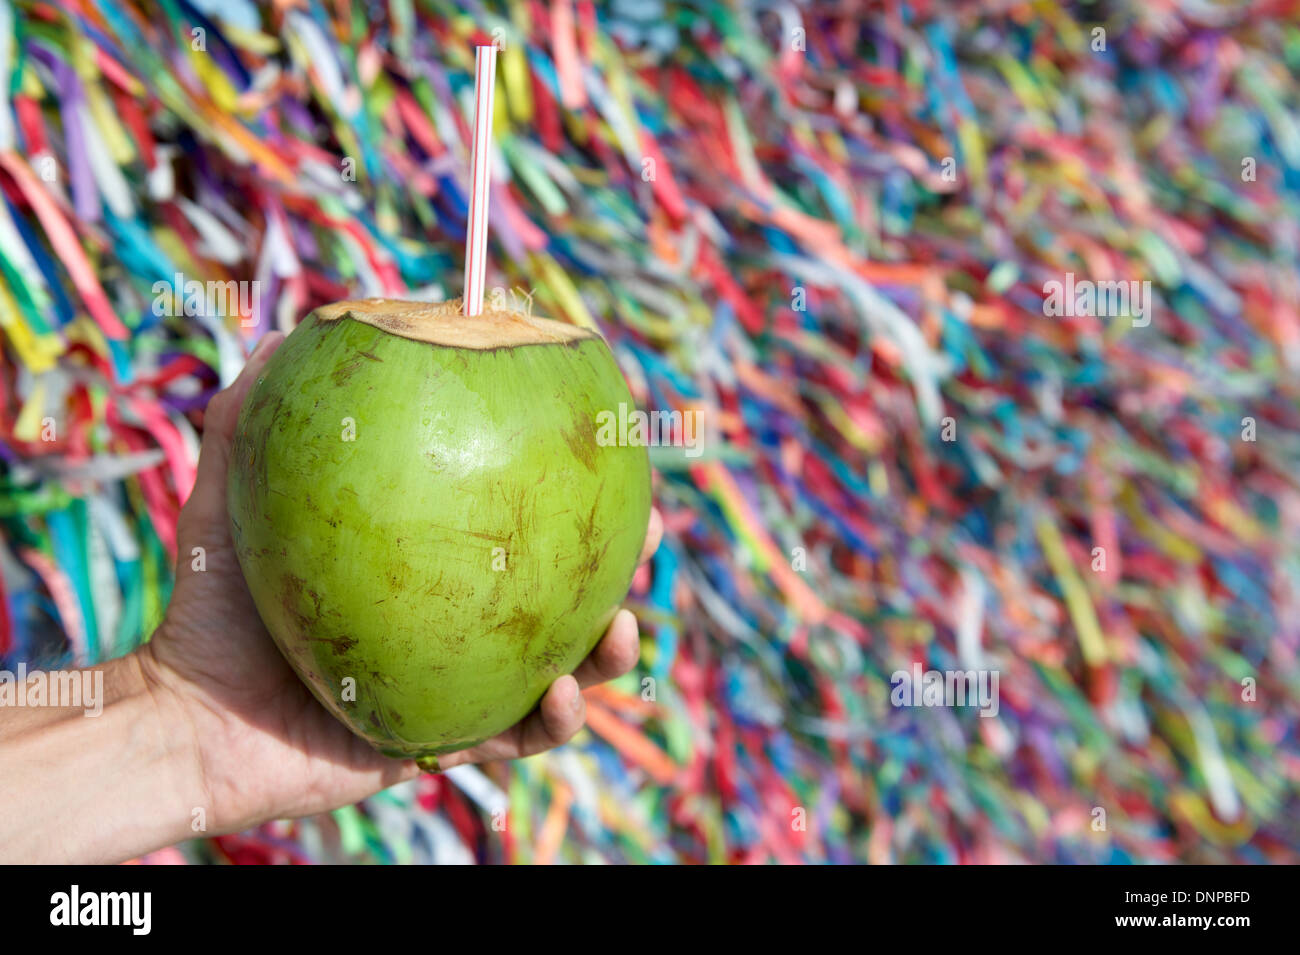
[313,298,599,349]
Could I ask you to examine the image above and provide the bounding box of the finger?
[526,675,586,750]
[176,332,286,558]
[638,508,663,564]
[442,675,586,768]
[571,608,639,689]
[204,332,287,445]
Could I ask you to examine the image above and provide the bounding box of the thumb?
[176,333,286,565]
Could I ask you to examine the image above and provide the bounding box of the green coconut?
[227,299,651,766]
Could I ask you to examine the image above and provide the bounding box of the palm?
[150,520,414,833]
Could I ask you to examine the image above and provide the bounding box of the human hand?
[139,332,663,838]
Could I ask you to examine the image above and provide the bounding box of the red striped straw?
[463,44,498,317]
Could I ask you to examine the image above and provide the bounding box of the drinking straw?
[463,44,497,317]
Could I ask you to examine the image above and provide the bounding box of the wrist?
[132,640,214,841]
[0,649,206,863]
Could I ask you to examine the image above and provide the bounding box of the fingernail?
[249,335,275,360]
[571,687,585,714]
